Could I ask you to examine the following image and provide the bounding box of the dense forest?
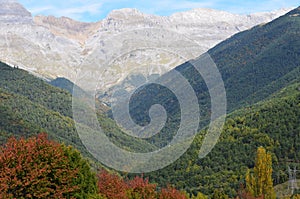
[1,132,292,198]
[143,82,300,197]
[0,62,156,155]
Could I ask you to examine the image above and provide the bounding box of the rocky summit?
[0,0,32,24]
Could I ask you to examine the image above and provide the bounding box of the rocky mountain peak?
[170,8,237,22]
[107,8,146,20]
[34,15,101,43]
[0,0,32,24]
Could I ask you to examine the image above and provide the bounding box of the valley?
[0,0,299,198]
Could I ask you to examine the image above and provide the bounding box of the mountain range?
[0,0,291,93]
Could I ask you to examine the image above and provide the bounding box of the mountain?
[0,0,32,24]
[34,15,101,44]
[0,1,81,80]
[83,8,289,92]
[127,6,300,142]
[0,0,290,93]
[208,7,300,110]
[124,6,300,196]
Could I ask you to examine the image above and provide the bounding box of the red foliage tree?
[0,133,79,199]
[159,185,187,199]
[97,169,129,199]
[97,170,188,199]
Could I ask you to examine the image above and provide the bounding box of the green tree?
[246,146,276,199]
[212,189,229,199]
[62,145,99,199]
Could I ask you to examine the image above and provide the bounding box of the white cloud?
[27,6,54,14]
[154,0,217,11]
[20,0,104,21]
[53,3,103,18]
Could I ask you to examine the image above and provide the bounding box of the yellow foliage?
[292,194,300,199]
[246,146,276,199]
[191,192,208,199]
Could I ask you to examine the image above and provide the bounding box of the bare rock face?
[0,0,32,24]
[82,8,290,92]
[0,1,82,80]
[34,16,101,44]
[0,1,291,92]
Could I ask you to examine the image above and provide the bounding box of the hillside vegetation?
[141,82,299,197]
[124,7,300,197]
[0,62,156,156]
[128,7,300,148]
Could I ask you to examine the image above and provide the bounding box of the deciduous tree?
[246,146,275,199]
[159,185,187,199]
[97,169,128,199]
[0,133,79,198]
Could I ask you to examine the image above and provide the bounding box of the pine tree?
[246,146,276,199]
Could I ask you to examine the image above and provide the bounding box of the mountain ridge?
[0,0,32,24]
[124,6,300,147]
[0,61,157,155]
[0,0,291,93]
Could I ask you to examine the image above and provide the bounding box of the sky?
[18,0,299,22]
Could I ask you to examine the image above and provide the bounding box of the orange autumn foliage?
[97,170,188,199]
[127,175,157,199]
[97,170,129,199]
[0,133,79,199]
[159,185,187,199]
